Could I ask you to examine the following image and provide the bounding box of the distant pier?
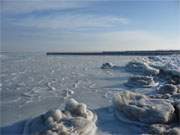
[47,50,180,56]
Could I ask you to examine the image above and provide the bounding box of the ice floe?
[2,98,97,135]
[125,60,159,76]
[101,63,114,69]
[157,84,178,95]
[113,90,180,134]
[126,55,180,86]
[124,75,158,88]
[149,124,180,135]
[148,55,180,81]
[113,91,175,124]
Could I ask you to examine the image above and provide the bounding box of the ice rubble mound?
[157,84,178,95]
[148,55,180,78]
[125,75,158,88]
[151,62,180,78]
[126,56,180,86]
[125,60,159,75]
[113,91,175,124]
[101,62,114,69]
[23,98,97,135]
[174,101,180,122]
[149,124,180,135]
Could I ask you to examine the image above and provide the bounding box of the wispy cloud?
[9,14,129,30]
[2,0,88,15]
[1,0,179,52]
[3,0,129,31]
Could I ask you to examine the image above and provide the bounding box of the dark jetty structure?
[47,50,180,56]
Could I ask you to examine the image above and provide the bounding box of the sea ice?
[125,60,159,75]
[113,91,175,124]
[174,101,180,123]
[1,53,180,135]
[101,63,114,69]
[149,124,180,135]
[124,75,158,88]
[157,84,178,95]
[148,55,180,80]
[2,98,97,135]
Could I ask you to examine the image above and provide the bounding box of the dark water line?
[47,50,180,56]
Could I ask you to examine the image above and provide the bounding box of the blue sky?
[1,0,180,52]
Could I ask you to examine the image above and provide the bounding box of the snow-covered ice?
[113,91,175,124]
[124,75,158,88]
[1,53,180,134]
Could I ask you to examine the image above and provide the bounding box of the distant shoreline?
[46,50,180,56]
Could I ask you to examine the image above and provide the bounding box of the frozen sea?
[0,52,179,134]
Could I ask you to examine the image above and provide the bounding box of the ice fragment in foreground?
[125,75,158,88]
[19,98,97,135]
[126,60,159,75]
[113,91,175,124]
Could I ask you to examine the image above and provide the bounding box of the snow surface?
[0,53,180,135]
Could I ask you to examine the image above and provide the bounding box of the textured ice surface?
[113,91,175,124]
[125,75,158,88]
[23,99,97,135]
[1,98,97,135]
[1,53,180,134]
[157,84,178,95]
[125,60,159,75]
[148,55,180,77]
[1,53,143,134]
[149,124,180,134]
